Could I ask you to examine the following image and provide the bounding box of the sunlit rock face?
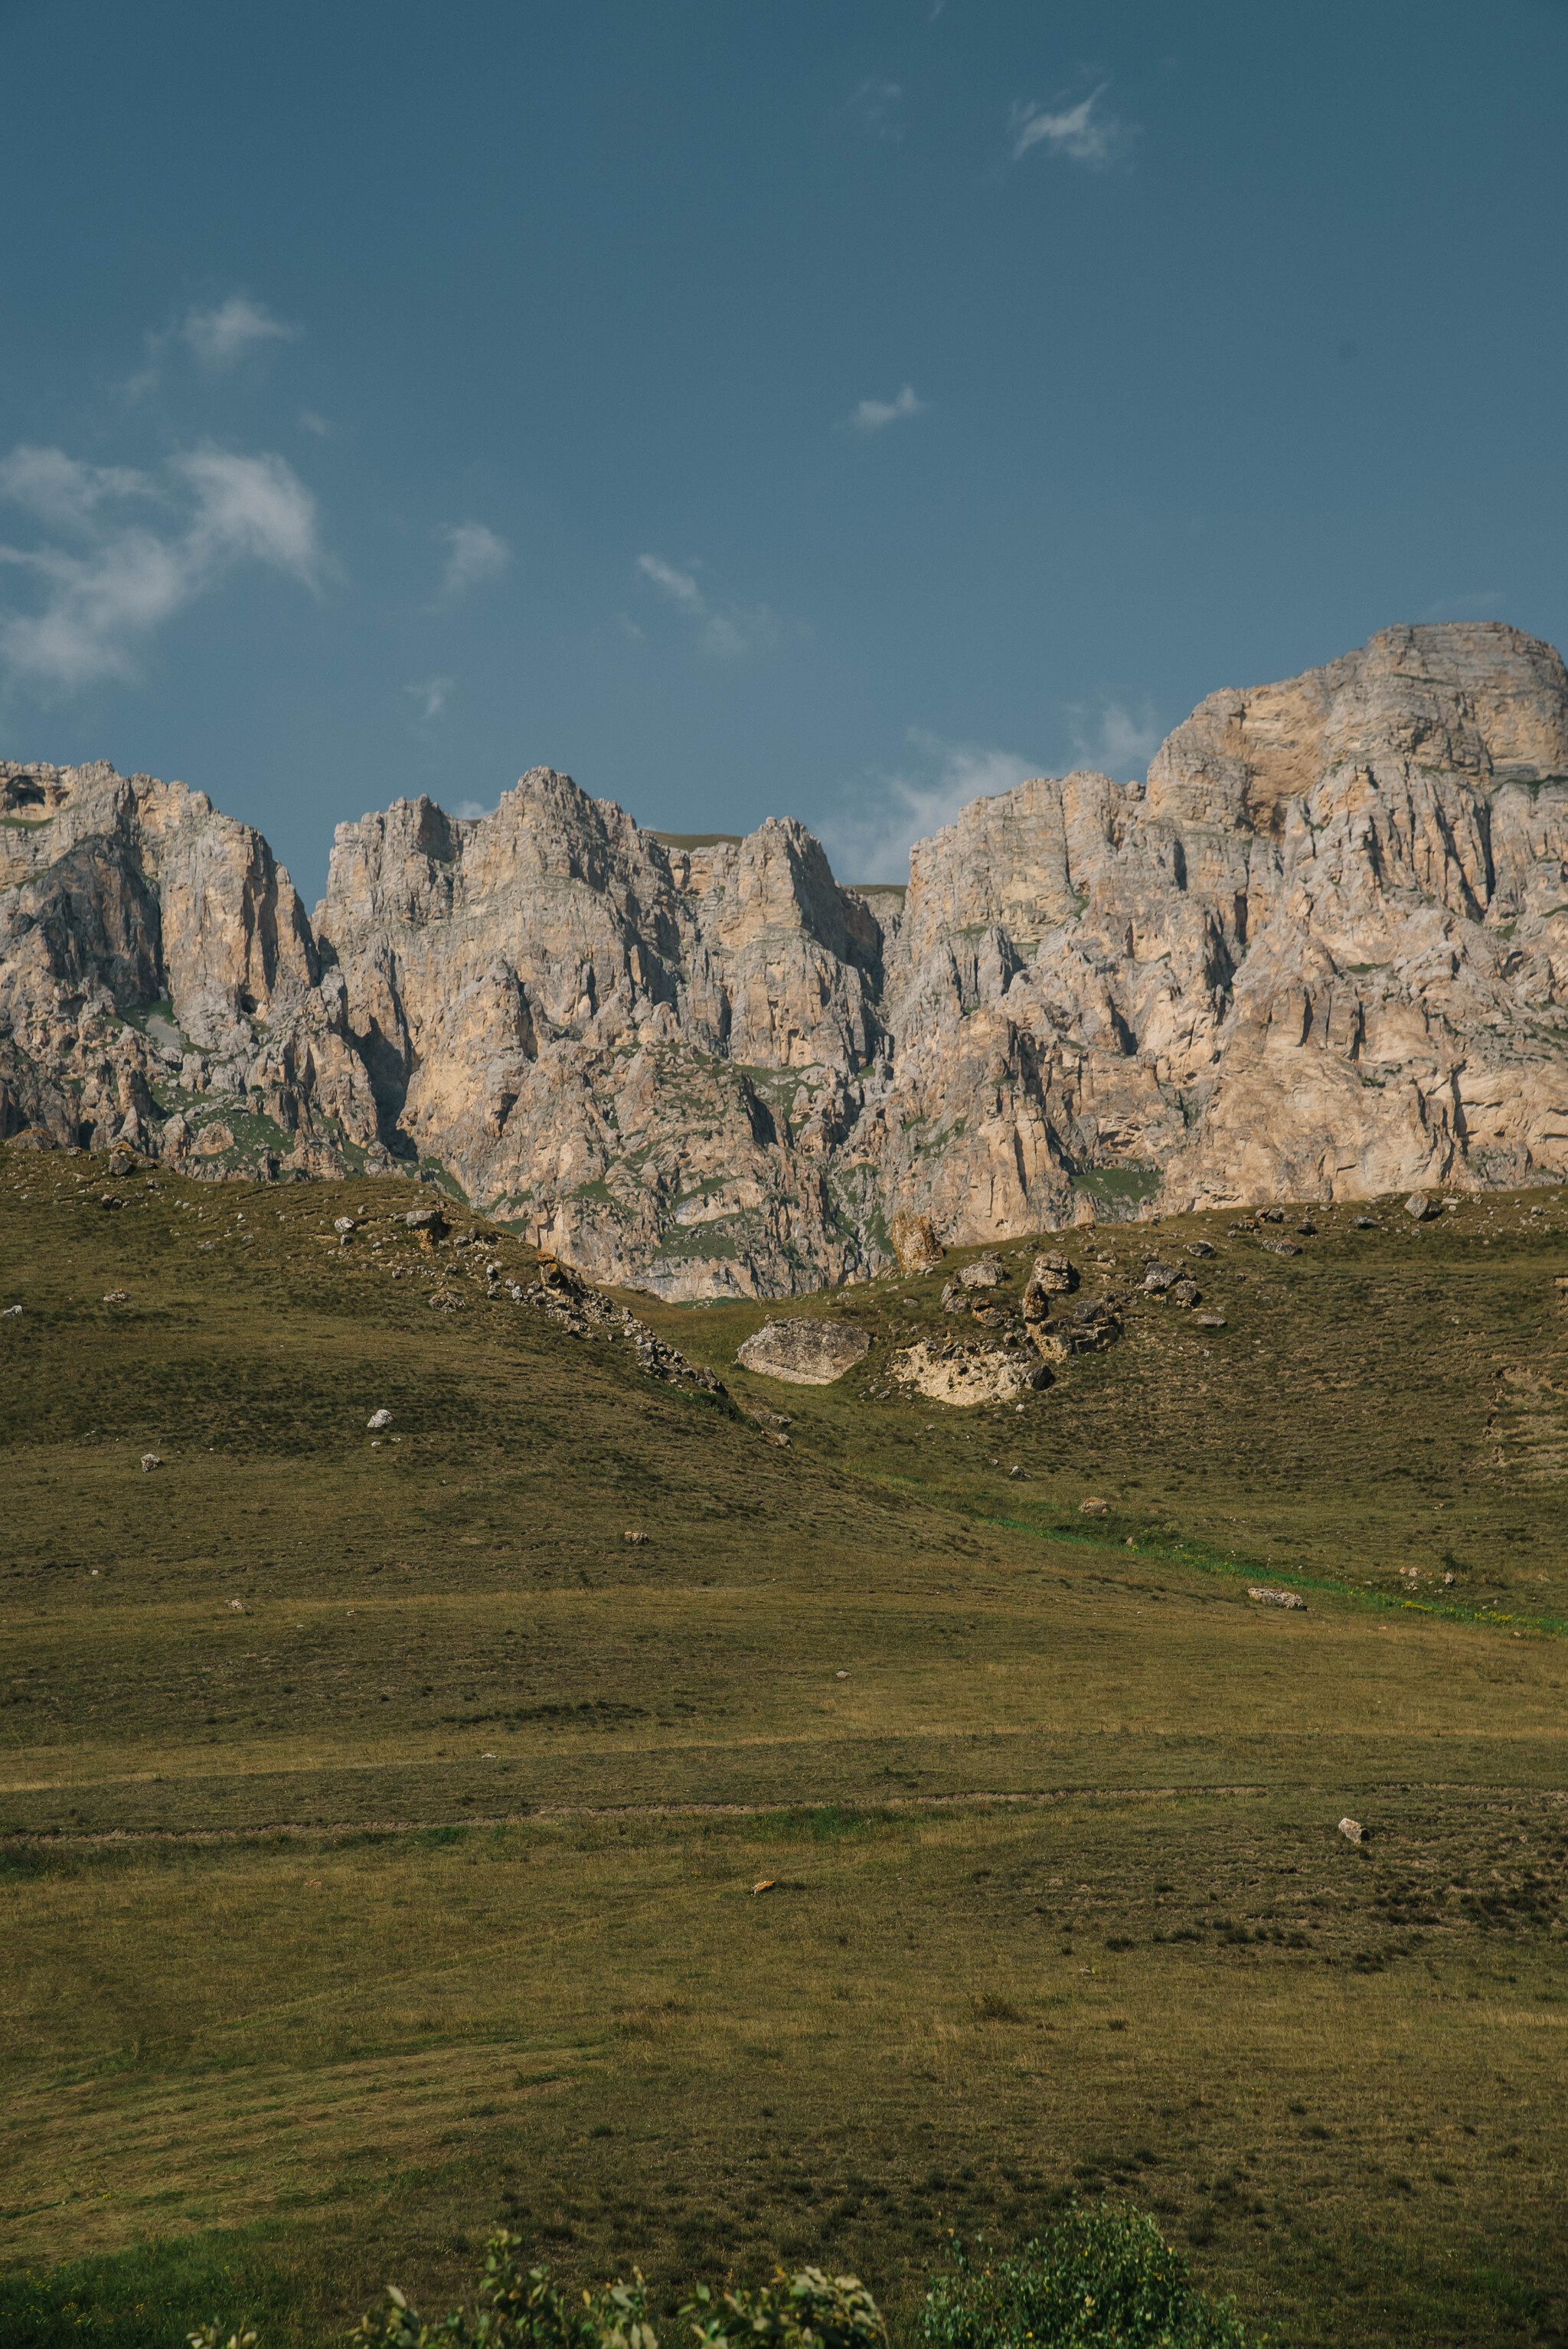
[5,622,1567,1295]
[0,760,376,1172]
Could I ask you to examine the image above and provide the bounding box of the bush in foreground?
[919,2206,1265,2349]
[182,2206,1259,2349]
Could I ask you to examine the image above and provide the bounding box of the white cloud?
[124,294,302,399]
[455,798,493,821]
[635,551,777,659]
[850,77,904,140]
[637,552,704,609]
[698,607,779,659]
[845,384,928,433]
[1067,698,1161,775]
[0,441,324,691]
[434,521,511,607]
[181,296,301,371]
[298,409,332,438]
[1009,85,1131,167]
[818,729,1040,883]
[0,446,152,531]
[406,675,454,722]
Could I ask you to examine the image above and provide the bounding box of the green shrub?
[684,2267,885,2349]
[345,2237,660,2348]
[918,2205,1264,2349]
[338,2236,882,2349]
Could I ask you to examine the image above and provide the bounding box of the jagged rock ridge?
[3,622,1566,1297]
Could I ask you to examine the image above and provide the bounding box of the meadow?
[2,1153,1565,2347]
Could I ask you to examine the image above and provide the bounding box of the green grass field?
[2,1155,1566,2347]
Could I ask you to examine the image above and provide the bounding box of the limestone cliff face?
[0,760,377,1168]
[311,776,890,1295]
[4,622,1566,1294]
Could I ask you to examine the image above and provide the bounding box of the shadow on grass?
[0,2226,316,2347]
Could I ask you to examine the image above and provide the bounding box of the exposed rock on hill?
[4,622,1567,1297]
[736,1318,872,1385]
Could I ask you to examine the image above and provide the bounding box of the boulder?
[1068,1298,1122,1351]
[1080,1496,1109,1517]
[737,1318,872,1384]
[1405,1191,1442,1222]
[1024,1253,1078,1318]
[1170,1277,1201,1308]
[1248,1585,1307,1610]
[1142,1261,1181,1292]
[1033,1250,1078,1292]
[890,1212,944,1274]
[959,1253,1005,1289]
[367,1409,394,1429]
[1338,1816,1365,1844]
[193,1122,235,1157]
[1187,1240,1216,1258]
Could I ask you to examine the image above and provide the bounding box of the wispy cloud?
[455,798,492,821]
[181,295,301,371]
[635,552,778,659]
[433,521,511,608]
[0,442,325,691]
[298,409,333,438]
[1067,698,1161,776]
[1009,84,1132,167]
[818,729,1040,883]
[406,675,454,722]
[125,292,302,398]
[636,553,703,609]
[0,447,151,532]
[1420,590,1504,621]
[849,77,904,141]
[845,384,928,434]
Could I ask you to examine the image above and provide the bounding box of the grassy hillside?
[2,1152,1566,2348]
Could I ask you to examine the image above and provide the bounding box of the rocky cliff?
[5,622,1566,1294]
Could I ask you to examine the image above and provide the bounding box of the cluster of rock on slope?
[3,621,1567,1299]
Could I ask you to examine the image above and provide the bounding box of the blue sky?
[2,0,1566,897]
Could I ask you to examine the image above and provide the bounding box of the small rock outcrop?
[890,1337,1050,1406]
